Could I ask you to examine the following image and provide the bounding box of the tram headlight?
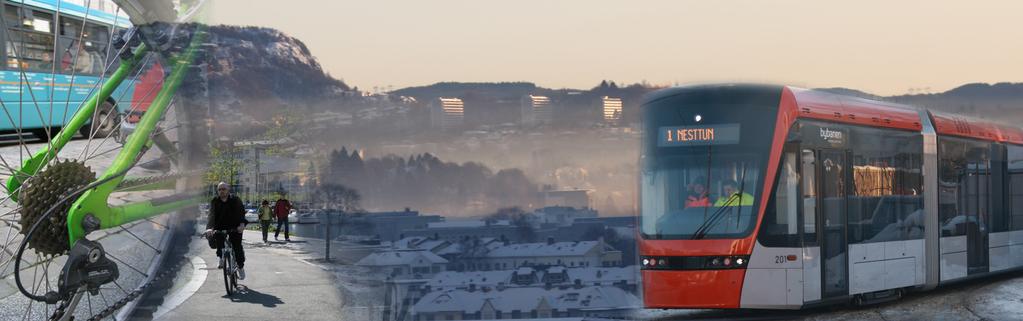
[723,257,732,266]
[642,258,650,266]
[735,257,745,266]
[694,114,703,122]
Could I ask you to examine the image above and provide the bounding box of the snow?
[486,241,600,258]
[355,250,448,266]
[413,286,640,314]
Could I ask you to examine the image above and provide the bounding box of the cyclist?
[205,182,248,280]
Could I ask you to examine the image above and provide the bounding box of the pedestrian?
[204,182,247,280]
[258,200,274,243]
[274,193,293,241]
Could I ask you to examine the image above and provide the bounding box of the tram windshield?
[641,152,763,240]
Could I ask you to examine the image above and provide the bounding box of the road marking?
[152,256,207,320]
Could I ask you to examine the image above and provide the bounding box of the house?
[355,250,448,279]
[459,238,623,271]
[411,286,640,320]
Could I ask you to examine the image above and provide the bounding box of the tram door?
[817,149,849,298]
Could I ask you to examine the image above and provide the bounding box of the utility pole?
[325,208,332,262]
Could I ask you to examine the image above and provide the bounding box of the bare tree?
[313,183,362,213]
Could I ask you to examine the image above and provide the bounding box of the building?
[533,206,598,227]
[411,286,640,320]
[402,220,527,243]
[394,236,453,253]
[431,97,465,130]
[425,266,638,293]
[539,189,592,209]
[521,95,553,126]
[599,96,622,125]
[460,239,623,271]
[355,250,449,280]
[349,209,444,241]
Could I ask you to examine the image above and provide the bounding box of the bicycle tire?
[223,251,234,296]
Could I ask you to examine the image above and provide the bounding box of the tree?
[205,141,244,186]
[313,183,362,213]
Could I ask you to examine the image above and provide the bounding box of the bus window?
[85,22,110,43]
[4,6,55,72]
[60,16,84,37]
[3,4,19,29]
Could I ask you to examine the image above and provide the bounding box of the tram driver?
[714,179,754,207]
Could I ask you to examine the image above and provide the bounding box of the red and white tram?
[639,84,1023,309]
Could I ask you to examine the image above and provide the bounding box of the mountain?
[391,82,545,102]
[189,26,357,125]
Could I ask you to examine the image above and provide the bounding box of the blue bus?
[0,0,153,139]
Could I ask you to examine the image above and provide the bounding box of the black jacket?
[207,195,248,230]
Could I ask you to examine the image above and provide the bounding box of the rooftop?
[413,286,640,314]
[486,241,602,258]
[355,250,448,266]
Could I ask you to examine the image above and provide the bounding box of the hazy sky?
[210,1,1023,96]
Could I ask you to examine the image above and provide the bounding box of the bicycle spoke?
[118,225,161,254]
[105,251,148,277]
[112,279,130,295]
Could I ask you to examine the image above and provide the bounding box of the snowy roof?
[394,236,428,249]
[486,241,600,258]
[566,266,638,284]
[355,250,448,266]
[417,240,450,251]
[427,220,510,228]
[427,270,514,288]
[413,286,640,313]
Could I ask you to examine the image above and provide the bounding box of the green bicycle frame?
[65,27,209,246]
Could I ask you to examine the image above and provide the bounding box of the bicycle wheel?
[222,251,233,296]
[0,1,211,320]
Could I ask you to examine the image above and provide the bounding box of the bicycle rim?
[0,1,209,320]
[222,254,232,296]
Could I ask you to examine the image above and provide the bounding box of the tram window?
[1009,145,1023,230]
[802,150,817,242]
[939,138,991,237]
[759,151,800,247]
[847,126,923,244]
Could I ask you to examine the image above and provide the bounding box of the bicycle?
[0,1,214,320]
[205,230,240,296]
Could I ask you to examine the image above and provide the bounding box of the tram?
[639,84,1023,309]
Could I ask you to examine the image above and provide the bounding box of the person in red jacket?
[273,194,293,241]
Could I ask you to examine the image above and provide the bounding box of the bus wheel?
[81,101,120,138]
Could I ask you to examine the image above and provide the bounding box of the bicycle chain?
[46,257,190,321]
[47,297,71,321]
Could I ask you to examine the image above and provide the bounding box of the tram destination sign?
[658,124,740,147]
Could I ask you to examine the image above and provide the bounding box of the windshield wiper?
[691,166,749,240]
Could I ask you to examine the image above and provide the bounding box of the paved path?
[151,230,345,321]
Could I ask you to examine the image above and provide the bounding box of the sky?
[209,0,1023,96]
